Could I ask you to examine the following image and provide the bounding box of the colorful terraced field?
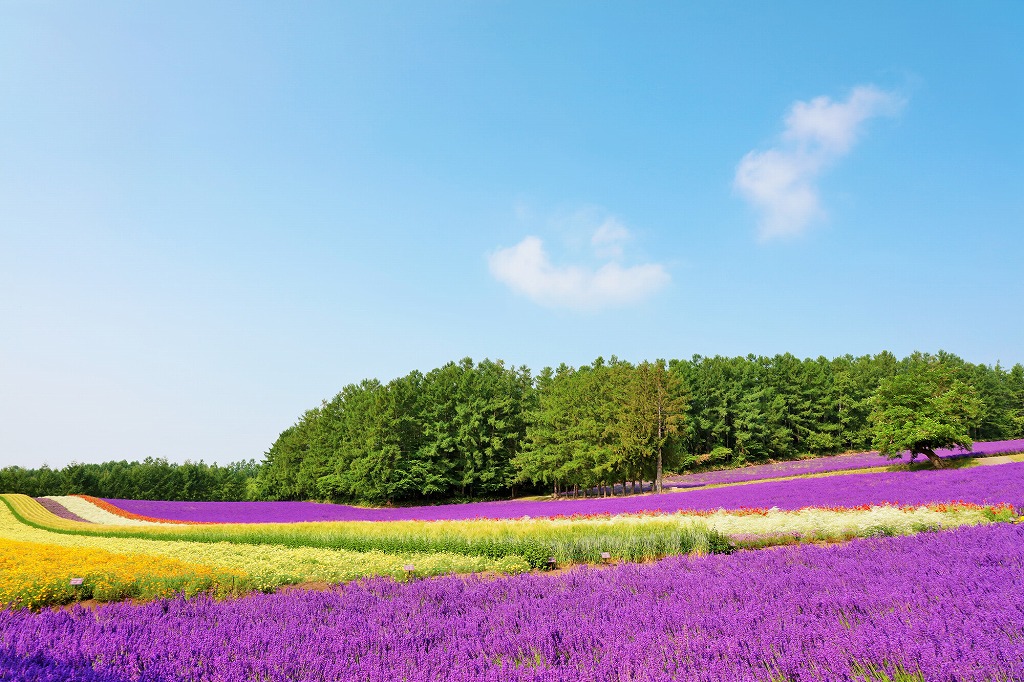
[2,441,1024,680]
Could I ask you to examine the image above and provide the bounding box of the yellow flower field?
[0,538,248,609]
[0,497,530,603]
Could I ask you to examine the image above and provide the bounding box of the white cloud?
[590,217,631,258]
[735,85,905,240]
[488,227,669,311]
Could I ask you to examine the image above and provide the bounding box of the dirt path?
[972,454,1024,466]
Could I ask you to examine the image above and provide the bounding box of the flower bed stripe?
[0,538,248,609]
[13,490,1010,569]
[102,460,1024,522]
[75,495,206,525]
[664,437,1024,489]
[33,497,92,524]
[0,496,532,589]
[1,523,1022,680]
[41,496,164,526]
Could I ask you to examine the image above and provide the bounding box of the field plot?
[2,460,1023,679]
[0,498,532,603]
[38,496,166,526]
[8,492,1012,576]
[101,460,1024,522]
[0,538,245,609]
[664,438,1024,489]
[2,523,1023,681]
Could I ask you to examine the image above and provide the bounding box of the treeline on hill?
[3,351,1022,504]
[253,351,1024,505]
[0,458,260,501]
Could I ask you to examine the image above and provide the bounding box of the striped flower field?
[1,449,1023,679]
[2,523,1023,681]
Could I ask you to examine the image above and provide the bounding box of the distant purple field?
[664,438,1024,489]
[2,523,1023,681]
[105,460,1024,523]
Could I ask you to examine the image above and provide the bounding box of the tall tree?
[868,355,983,466]
[1010,364,1024,437]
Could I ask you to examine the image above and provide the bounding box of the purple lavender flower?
[105,459,1024,522]
[664,437,1024,488]
[33,498,92,524]
[2,523,1023,680]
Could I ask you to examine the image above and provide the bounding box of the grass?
[769,660,926,681]
[850,662,926,682]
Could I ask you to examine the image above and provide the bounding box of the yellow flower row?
[0,537,248,609]
[5,494,121,532]
[0,497,530,599]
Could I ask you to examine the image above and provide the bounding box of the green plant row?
[4,496,733,567]
[4,495,1007,570]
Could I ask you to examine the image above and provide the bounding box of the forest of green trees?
[4,351,1023,504]
[0,457,259,501]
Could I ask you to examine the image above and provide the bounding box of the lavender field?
[105,460,1024,523]
[664,438,1024,489]
[9,445,1024,680]
[3,523,1023,681]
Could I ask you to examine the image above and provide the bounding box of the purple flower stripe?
[105,461,1024,523]
[32,498,92,524]
[0,649,126,682]
[665,438,1024,489]
[2,524,1023,681]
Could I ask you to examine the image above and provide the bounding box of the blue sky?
[2,2,1022,469]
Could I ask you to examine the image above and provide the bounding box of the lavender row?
[0,651,119,682]
[4,523,1024,681]
[665,437,1024,489]
[31,497,92,524]
[105,461,1024,523]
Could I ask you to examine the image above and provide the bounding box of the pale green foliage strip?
[4,494,1006,572]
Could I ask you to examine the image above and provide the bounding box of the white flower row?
[700,504,984,536]
[534,504,987,536]
[42,496,166,526]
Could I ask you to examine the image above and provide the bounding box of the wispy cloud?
[734,85,905,240]
[590,217,631,258]
[488,216,669,311]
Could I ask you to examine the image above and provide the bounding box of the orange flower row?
[74,495,213,525]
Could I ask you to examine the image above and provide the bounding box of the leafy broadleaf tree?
[868,355,983,467]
